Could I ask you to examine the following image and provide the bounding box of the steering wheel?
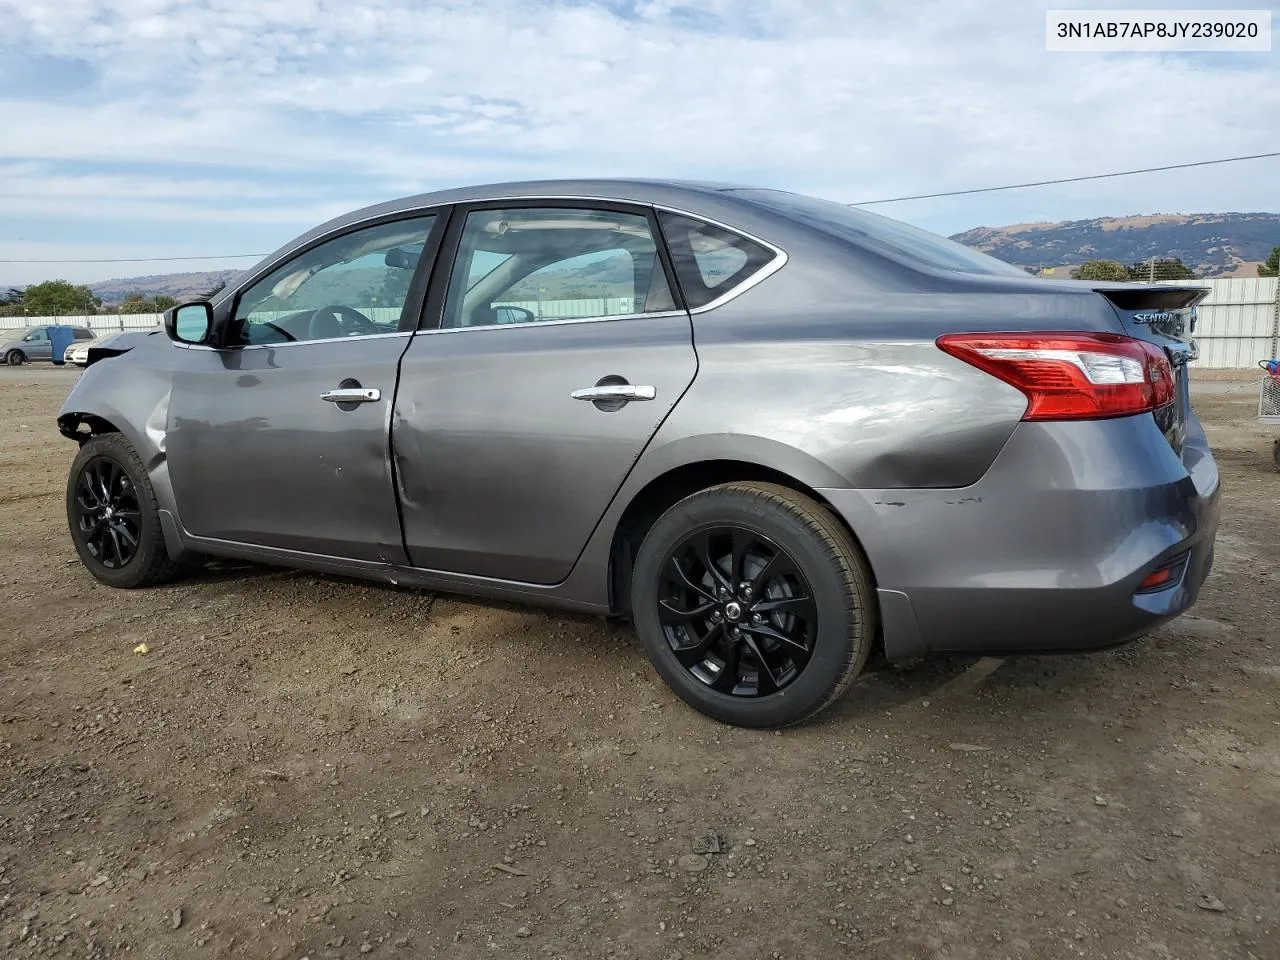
[308,305,381,340]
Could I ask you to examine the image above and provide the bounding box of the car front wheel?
[4,349,25,366]
[66,433,183,588]
[631,482,877,728]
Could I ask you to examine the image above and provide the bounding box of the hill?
[90,269,244,305]
[950,212,1280,276]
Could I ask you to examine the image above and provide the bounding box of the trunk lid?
[1093,284,1207,455]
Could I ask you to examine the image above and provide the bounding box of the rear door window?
[441,206,675,328]
[658,212,777,310]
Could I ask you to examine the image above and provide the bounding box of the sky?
[0,0,1277,287]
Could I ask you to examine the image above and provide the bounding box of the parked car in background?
[63,336,100,367]
[2,325,96,365]
[56,179,1220,728]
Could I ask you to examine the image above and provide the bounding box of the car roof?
[307,178,754,237]
[375,177,740,210]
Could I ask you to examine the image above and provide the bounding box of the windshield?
[732,188,1028,277]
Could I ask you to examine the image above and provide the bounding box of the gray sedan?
[56,179,1220,727]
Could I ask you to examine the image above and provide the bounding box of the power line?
[0,253,267,264]
[848,150,1280,205]
[3,150,1277,263]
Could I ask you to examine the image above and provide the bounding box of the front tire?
[631,482,877,728]
[66,433,183,588]
[4,349,25,366]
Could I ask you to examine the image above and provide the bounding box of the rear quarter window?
[658,212,777,310]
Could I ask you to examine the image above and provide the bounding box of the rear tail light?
[937,332,1176,421]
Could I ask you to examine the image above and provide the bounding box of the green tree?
[196,280,227,301]
[120,292,177,313]
[379,270,412,310]
[0,287,23,317]
[1259,246,1280,278]
[22,280,99,316]
[1072,259,1131,282]
[1127,258,1196,281]
[120,293,151,314]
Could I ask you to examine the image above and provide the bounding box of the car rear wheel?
[631,482,876,728]
[66,433,183,588]
[4,349,25,366]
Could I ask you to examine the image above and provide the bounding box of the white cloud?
[0,0,1276,285]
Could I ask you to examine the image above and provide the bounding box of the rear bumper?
[819,412,1220,660]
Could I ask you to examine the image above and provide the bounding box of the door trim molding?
[413,309,689,336]
[170,529,610,613]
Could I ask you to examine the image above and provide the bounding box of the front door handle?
[321,387,381,404]
[570,384,657,403]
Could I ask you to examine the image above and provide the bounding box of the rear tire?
[631,482,877,728]
[1273,438,1280,473]
[66,433,183,588]
[4,349,25,366]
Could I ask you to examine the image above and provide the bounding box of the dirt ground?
[2,367,1277,960]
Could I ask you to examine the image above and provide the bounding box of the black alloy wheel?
[631,482,876,728]
[658,526,817,697]
[72,456,142,569]
[66,433,185,588]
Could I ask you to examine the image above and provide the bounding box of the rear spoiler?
[1093,285,1209,310]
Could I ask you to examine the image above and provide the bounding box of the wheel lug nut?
[751,614,762,624]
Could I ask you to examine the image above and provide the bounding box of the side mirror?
[164,301,214,345]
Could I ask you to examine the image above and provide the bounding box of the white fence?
[0,313,165,334]
[1157,277,1279,369]
[2,286,1274,369]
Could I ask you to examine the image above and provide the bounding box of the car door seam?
[556,306,702,588]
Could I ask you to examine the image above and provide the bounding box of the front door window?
[231,215,438,345]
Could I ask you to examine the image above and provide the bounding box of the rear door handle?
[570,384,656,402]
[321,387,381,404]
